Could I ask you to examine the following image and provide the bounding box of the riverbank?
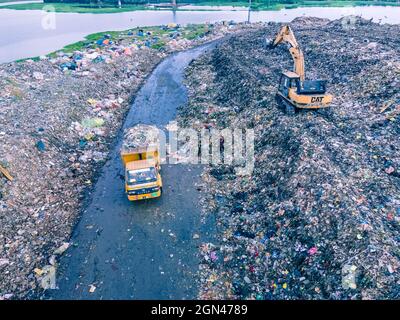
[179,16,400,299]
[1,2,149,13]
[2,1,400,13]
[43,24,211,60]
[0,22,249,299]
[0,0,37,3]
[2,5,400,64]
[193,1,400,11]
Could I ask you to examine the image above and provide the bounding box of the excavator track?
[276,94,296,115]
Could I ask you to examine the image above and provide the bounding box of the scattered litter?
[0,258,10,267]
[32,72,44,80]
[342,265,358,290]
[36,265,56,290]
[0,294,13,300]
[308,247,318,255]
[210,251,218,262]
[0,164,13,181]
[36,140,46,152]
[54,242,70,255]
[81,117,105,129]
[59,61,77,71]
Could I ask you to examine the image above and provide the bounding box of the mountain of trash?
[179,16,400,300]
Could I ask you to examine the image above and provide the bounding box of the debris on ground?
[0,22,251,298]
[0,164,13,181]
[179,16,400,299]
[53,242,70,256]
[122,124,160,151]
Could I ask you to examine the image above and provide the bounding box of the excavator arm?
[271,25,305,81]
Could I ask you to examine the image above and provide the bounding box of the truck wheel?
[275,95,285,112]
[285,102,296,115]
[275,94,282,105]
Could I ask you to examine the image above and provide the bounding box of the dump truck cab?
[121,144,162,201]
[278,71,333,112]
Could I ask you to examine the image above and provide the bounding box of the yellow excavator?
[270,25,333,114]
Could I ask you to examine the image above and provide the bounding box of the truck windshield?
[127,167,157,185]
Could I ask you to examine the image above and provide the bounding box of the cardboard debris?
[0,165,13,181]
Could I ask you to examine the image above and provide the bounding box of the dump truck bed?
[121,146,159,166]
[121,124,159,153]
[126,159,157,171]
[121,124,160,165]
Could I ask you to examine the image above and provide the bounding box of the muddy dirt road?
[46,42,219,299]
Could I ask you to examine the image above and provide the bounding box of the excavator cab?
[277,72,300,114]
[278,72,298,96]
[277,71,332,113]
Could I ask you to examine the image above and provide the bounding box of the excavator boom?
[272,25,299,48]
[271,25,305,81]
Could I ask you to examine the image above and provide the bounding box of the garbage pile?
[0,22,250,299]
[47,21,248,73]
[179,17,400,299]
[122,125,160,152]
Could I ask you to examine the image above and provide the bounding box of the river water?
[0,5,399,63]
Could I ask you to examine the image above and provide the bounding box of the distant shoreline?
[1,1,399,14]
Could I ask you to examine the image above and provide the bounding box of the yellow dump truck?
[121,125,162,201]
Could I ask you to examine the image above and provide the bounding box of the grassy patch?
[183,24,208,40]
[150,41,166,49]
[15,56,40,63]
